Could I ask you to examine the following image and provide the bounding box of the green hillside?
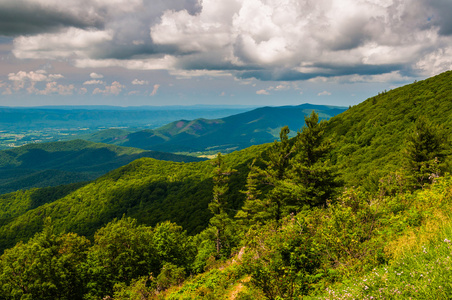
[1,72,452,299]
[0,144,263,251]
[0,140,205,194]
[97,103,347,153]
[327,70,452,188]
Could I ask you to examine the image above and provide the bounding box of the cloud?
[150,84,160,96]
[6,70,65,92]
[34,82,75,95]
[0,0,106,36]
[318,91,332,96]
[132,79,149,85]
[93,81,124,96]
[90,72,104,79]
[5,0,452,84]
[13,27,113,59]
[8,70,63,82]
[256,89,270,95]
[83,80,105,85]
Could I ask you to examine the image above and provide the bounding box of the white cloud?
[132,79,149,85]
[6,70,65,93]
[318,91,332,96]
[256,89,270,95]
[93,81,124,96]
[150,84,160,96]
[83,80,105,85]
[90,72,104,79]
[35,82,75,95]
[8,70,63,82]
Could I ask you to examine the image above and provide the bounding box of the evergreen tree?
[208,153,235,257]
[237,112,340,226]
[235,159,269,226]
[236,126,297,225]
[285,111,340,209]
[404,116,449,189]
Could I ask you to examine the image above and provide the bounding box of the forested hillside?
[0,71,452,299]
[0,140,205,194]
[327,70,452,188]
[95,103,346,153]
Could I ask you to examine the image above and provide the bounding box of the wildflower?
[444,238,451,243]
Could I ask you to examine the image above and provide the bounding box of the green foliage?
[326,70,452,188]
[112,276,156,300]
[208,153,237,257]
[0,139,205,195]
[241,220,323,299]
[237,113,340,226]
[156,263,186,292]
[85,217,158,298]
[0,219,90,300]
[286,111,341,209]
[0,143,264,253]
[3,72,452,299]
[404,116,449,189]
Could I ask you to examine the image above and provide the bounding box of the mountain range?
[87,103,347,153]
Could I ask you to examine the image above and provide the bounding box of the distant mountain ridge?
[94,103,347,152]
[0,106,255,130]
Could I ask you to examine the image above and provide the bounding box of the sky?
[0,0,452,107]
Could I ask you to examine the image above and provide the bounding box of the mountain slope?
[327,70,452,188]
[97,103,347,152]
[0,140,205,194]
[0,145,263,251]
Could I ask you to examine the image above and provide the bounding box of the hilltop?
[91,103,347,153]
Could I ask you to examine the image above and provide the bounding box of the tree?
[208,153,236,257]
[237,112,340,226]
[286,111,340,209]
[0,219,90,300]
[235,159,269,226]
[404,116,449,189]
[85,217,157,299]
[236,126,296,226]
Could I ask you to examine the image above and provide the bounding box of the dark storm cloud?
[0,1,105,36]
[425,0,452,36]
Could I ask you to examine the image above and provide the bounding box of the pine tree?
[404,116,448,189]
[235,159,269,226]
[258,126,296,224]
[236,126,296,226]
[285,111,340,209]
[208,153,235,256]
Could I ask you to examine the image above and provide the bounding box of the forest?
[1,70,452,299]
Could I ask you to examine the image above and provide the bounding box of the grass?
[318,178,452,300]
